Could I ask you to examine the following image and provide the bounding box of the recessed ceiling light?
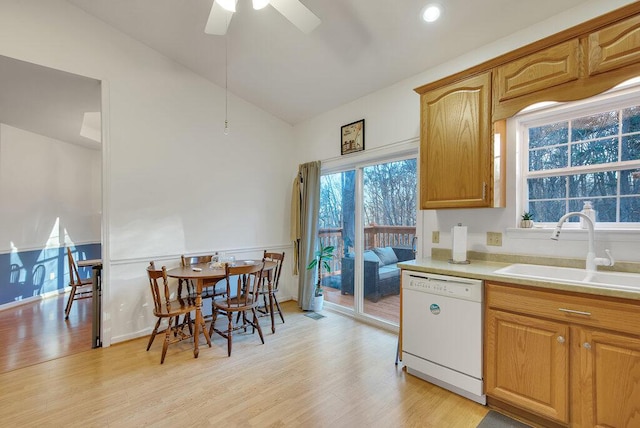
[422,4,442,23]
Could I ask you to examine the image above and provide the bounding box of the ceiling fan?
[205,0,321,35]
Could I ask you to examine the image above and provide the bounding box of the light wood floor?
[0,300,488,427]
[0,293,92,374]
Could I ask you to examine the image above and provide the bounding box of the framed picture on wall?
[341,119,365,155]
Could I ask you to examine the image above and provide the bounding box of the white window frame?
[515,80,640,230]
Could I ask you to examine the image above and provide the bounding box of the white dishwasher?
[402,270,485,405]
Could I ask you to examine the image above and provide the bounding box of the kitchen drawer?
[486,281,640,336]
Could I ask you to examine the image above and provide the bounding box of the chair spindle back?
[67,248,83,286]
[147,261,172,314]
[263,251,284,291]
[224,261,264,308]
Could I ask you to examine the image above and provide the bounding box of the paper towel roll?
[452,224,467,262]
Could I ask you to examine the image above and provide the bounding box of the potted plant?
[520,212,534,228]
[306,243,335,311]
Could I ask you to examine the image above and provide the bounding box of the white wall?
[295,0,640,264]
[0,0,297,344]
[0,124,101,250]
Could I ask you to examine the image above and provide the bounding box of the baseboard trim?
[0,288,67,311]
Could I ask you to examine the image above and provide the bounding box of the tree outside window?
[524,100,640,224]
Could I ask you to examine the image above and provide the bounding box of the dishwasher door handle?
[407,274,476,287]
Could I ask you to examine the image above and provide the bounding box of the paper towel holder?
[449,223,470,264]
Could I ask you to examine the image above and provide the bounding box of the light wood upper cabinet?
[415,4,640,208]
[588,13,640,76]
[492,28,640,120]
[419,72,497,209]
[496,39,581,102]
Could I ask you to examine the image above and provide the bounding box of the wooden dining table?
[166,259,276,358]
[77,258,103,348]
[77,258,102,268]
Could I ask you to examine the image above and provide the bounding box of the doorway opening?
[0,55,103,373]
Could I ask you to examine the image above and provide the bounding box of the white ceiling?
[66,0,593,125]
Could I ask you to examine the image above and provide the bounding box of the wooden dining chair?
[210,261,265,356]
[256,251,285,333]
[65,248,93,320]
[180,254,227,320]
[179,255,214,297]
[146,261,211,364]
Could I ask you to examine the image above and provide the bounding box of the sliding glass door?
[361,159,416,322]
[318,157,416,325]
[318,170,355,312]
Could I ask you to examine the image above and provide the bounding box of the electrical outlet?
[432,231,440,243]
[487,231,502,246]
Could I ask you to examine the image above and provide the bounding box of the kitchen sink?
[494,263,640,291]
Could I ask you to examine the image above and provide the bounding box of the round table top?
[166,259,275,280]
[77,258,102,267]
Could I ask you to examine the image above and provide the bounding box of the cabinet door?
[420,72,492,209]
[496,39,580,102]
[575,328,640,428]
[588,14,640,76]
[485,309,569,423]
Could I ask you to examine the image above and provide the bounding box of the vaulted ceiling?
[2,0,618,148]
[66,0,593,125]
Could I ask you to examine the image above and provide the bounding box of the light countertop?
[399,258,640,301]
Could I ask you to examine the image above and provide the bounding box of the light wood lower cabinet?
[573,327,640,428]
[485,282,640,427]
[485,309,569,423]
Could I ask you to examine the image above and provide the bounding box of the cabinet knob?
[583,342,592,350]
[557,336,565,344]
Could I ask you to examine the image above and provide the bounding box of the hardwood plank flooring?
[0,301,488,427]
[0,293,92,374]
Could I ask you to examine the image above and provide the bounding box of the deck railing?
[318,225,416,275]
[363,225,416,250]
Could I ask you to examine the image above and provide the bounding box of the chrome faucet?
[550,211,614,274]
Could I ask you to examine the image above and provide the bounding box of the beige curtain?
[295,161,321,310]
[290,176,301,275]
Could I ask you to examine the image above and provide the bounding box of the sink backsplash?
[431,248,640,274]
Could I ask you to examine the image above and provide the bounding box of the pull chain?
[223,22,230,135]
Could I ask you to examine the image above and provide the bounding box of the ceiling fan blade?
[270,0,321,34]
[205,1,234,35]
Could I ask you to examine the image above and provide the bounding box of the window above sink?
[515,78,640,230]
